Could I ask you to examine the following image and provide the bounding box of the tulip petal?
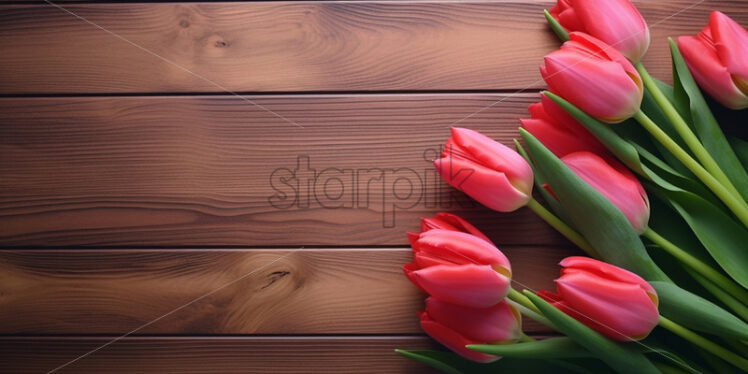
[710,11,748,85]
[421,212,493,244]
[419,314,499,363]
[425,298,521,343]
[543,50,641,123]
[521,118,604,158]
[434,157,530,212]
[561,152,649,233]
[411,264,510,308]
[555,271,659,340]
[570,0,650,61]
[413,229,510,270]
[448,128,534,195]
[559,256,656,298]
[678,34,748,109]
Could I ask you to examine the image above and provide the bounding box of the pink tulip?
[541,32,643,123]
[404,228,512,308]
[420,297,522,363]
[677,11,748,109]
[538,257,659,341]
[520,93,610,159]
[561,151,649,234]
[549,0,650,62]
[420,212,493,244]
[435,128,533,212]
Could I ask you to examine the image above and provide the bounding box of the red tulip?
[549,0,650,62]
[404,229,512,308]
[520,93,610,159]
[677,11,748,109]
[538,257,659,341]
[435,127,533,212]
[420,297,522,363]
[541,32,643,123]
[420,212,493,244]
[561,151,649,234]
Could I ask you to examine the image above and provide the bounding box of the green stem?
[658,316,748,369]
[633,110,748,227]
[686,268,748,322]
[634,62,744,202]
[643,228,747,305]
[506,288,555,330]
[519,333,536,342]
[526,198,598,258]
[543,9,569,42]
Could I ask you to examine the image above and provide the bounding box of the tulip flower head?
[420,297,521,363]
[420,212,493,244]
[541,32,644,124]
[677,11,748,109]
[404,228,512,308]
[538,257,659,341]
[435,127,533,212]
[549,0,650,62]
[561,151,649,234]
[520,93,610,159]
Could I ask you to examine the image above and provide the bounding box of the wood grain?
[2,1,746,93]
[0,247,573,334]
[0,336,439,374]
[0,94,571,247]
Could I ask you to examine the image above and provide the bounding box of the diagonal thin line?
[45,246,306,374]
[446,0,708,128]
[42,0,304,129]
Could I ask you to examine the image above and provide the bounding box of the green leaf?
[670,39,748,203]
[649,183,748,289]
[514,139,566,219]
[651,281,748,341]
[395,349,595,374]
[543,9,569,42]
[523,291,661,374]
[519,128,669,282]
[468,337,591,359]
[729,136,748,168]
[640,83,695,177]
[395,350,466,374]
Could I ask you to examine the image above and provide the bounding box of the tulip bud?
[420,297,522,363]
[677,11,748,109]
[435,127,533,212]
[404,229,512,308]
[549,0,650,62]
[561,151,649,234]
[541,32,643,123]
[520,93,609,159]
[538,256,659,341]
[420,212,493,244]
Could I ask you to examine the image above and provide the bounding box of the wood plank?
[0,247,574,334]
[0,94,571,247]
[0,336,439,374]
[2,1,746,93]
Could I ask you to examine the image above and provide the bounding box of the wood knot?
[179,20,190,28]
[214,40,229,48]
[260,270,290,289]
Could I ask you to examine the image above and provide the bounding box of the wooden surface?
[0,94,565,247]
[1,1,747,93]
[0,337,438,374]
[0,247,566,334]
[1,0,743,372]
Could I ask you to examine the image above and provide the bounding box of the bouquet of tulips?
[396,1,748,373]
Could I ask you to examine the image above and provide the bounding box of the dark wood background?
[1,1,746,372]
